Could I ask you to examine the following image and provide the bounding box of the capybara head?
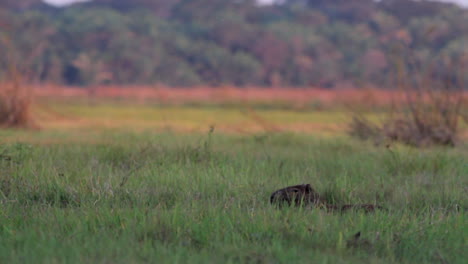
[270,184,321,207]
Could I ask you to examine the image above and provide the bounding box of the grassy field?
[32,102,349,135]
[0,103,467,263]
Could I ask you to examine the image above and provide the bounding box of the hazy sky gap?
[43,0,468,7]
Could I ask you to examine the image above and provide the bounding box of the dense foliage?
[0,0,467,87]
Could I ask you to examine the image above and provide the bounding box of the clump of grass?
[348,116,382,142]
[174,125,215,164]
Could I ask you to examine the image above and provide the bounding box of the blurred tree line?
[0,0,467,88]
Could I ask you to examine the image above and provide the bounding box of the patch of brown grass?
[0,80,35,128]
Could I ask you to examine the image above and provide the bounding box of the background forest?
[0,0,467,88]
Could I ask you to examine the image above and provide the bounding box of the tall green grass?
[0,132,466,263]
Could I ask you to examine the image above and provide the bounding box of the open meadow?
[2,0,468,262]
[0,96,467,264]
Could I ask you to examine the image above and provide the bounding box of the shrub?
[0,80,34,128]
[349,44,466,147]
[0,29,35,128]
